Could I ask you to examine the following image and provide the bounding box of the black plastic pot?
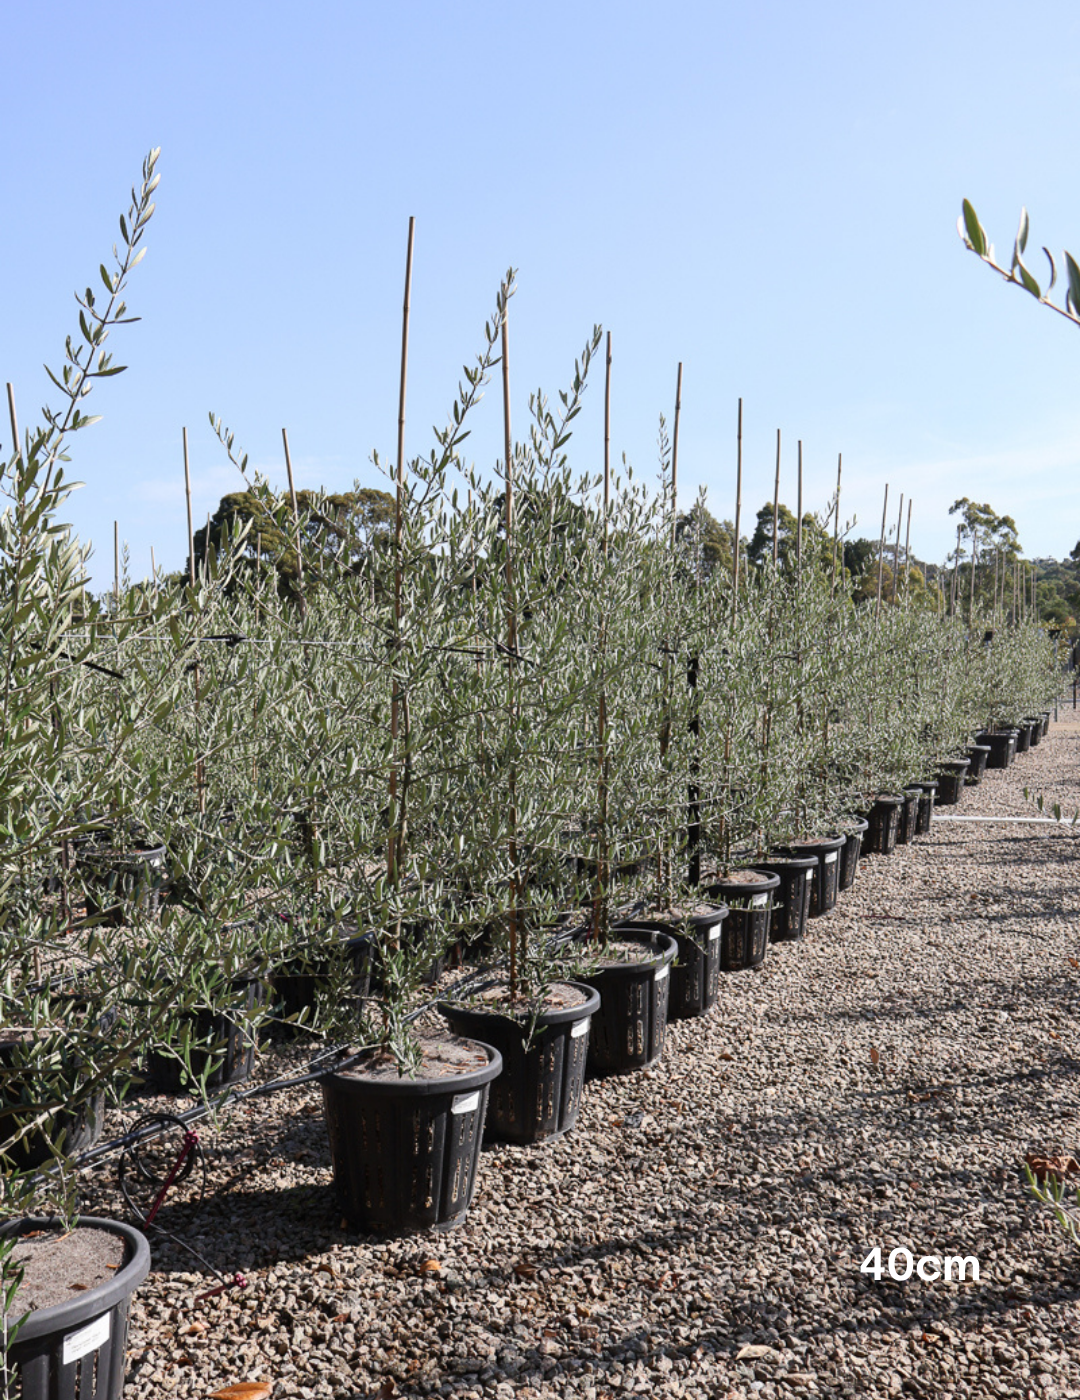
[79,843,168,927]
[935,758,971,806]
[1,1215,150,1400]
[779,835,847,917]
[1014,722,1032,754]
[895,788,922,846]
[977,729,1017,768]
[838,817,868,891]
[146,972,267,1091]
[0,1003,117,1170]
[614,906,729,1020]
[913,781,936,835]
[577,929,677,1074]
[965,744,991,783]
[865,795,904,855]
[438,981,599,1144]
[702,870,780,970]
[1041,711,1051,738]
[752,855,816,944]
[1024,716,1043,748]
[271,921,374,1028]
[321,1036,502,1232]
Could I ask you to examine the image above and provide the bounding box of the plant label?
[570,1017,591,1038]
[709,925,721,940]
[751,893,769,909]
[825,850,839,864]
[451,1091,480,1116]
[653,964,669,984]
[62,1312,111,1365]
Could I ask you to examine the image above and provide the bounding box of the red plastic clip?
[145,1128,200,1227]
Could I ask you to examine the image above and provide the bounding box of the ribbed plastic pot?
[913,782,936,835]
[1,1215,150,1400]
[965,744,991,783]
[779,835,847,916]
[613,907,729,1020]
[272,924,374,1027]
[0,1004,117,1169]
[1041,712,1051,738]
[79,844,168,927]
[438,982,599,1144]
[146,972,267,1091]
[1024,717,1043,748]
[702,871,780,970]
[936,758,971,806]
[865,795,904,855]
[977,730,1017,768]
[1015,722,1032,754]
[752,855,816,944]
[896,789,922,846]
[838,817,868,891]
[321,1038,502,1232]
[577,929,677,1074]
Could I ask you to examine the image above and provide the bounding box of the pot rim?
[321,1037,503,1098]
[0,1215,151,1341]
[437,979,601,1029]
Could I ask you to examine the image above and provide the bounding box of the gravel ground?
[76,704,1080,1400]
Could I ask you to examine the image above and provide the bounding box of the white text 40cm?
[861,1247,980,1283]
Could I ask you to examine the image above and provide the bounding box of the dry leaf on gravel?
[1024,1152,1080,1183]
[209,1385,273,1400]
[870,1046,880,1065]
[417,1259,441,1275]
[736,1344,777,1360]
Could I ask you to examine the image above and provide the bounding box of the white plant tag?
[570,1017,591,1038]
[825,850,839,865]
[709,925,721,941]
[654,963,669,983]
[451,1091,480,1115]
[62,1313,110,1365]
[751,893,769,909]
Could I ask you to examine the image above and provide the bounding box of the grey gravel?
[76,706,1080,1399]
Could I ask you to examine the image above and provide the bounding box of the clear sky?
[5,0,1080,592]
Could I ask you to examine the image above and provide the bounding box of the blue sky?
[5,1,1080,592]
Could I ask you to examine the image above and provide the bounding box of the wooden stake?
[150,545,156,583]
[772,429,781,567]
[892,493,903,604]
[388,215,415,890]
[951,525,962,616]
[501,293,520,992]
[183,427,196,586]
[594,331,612,937]
[831,454,842,595]
[732,399,742,621]
[670,362,682,546]
[181,427,205,813]
[114,521,120,609]
[875,483,889,620]
[969,528,977,623]
[796,441,803,583]
[6,383,20,469]
[904,500,912,599]
[281,428,305,607]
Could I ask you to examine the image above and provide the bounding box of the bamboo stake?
[732,399,743,621]
[501,293,520,993]
[281,428,305,612]
[772,429,781,567]
[388,216,415,892]
[796,441,803,584]
[114,521,120,610]
[182,428,206,814]
[875,483,889,620]
[903,500,912,600]
[892,493,903,604]
[670,362,682,547]
[831,454,842,595]
[969,528,977,624]
[595,331,612,935]
[951,525,962,616]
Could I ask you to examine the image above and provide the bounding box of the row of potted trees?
[1,165,1067,1394]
